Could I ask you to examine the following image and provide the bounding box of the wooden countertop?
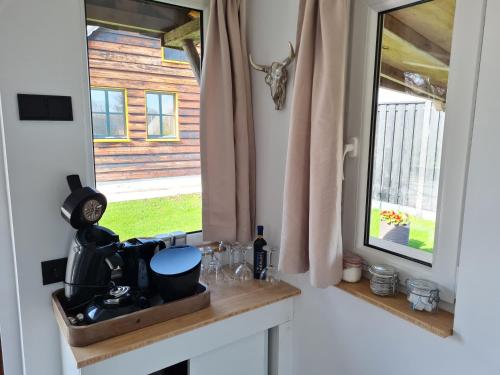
[337,278,454,338]
[66,280,300,368]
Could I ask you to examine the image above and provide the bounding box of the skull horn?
[282,41,295,67]
[249,54,268,72]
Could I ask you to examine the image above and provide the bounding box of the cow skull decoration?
[249,42,295,110]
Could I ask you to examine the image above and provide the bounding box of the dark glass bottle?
[253,225,267,279]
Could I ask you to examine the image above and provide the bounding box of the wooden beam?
[384,14,450,66]
[182,39,201,85]
[163,18,201,49]
[380,63,446,102]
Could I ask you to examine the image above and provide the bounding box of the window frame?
[90,87,130,143]
[343,0,486,305]
[162,46,191,64]
[83,0,209,242]
[144,90,180,142]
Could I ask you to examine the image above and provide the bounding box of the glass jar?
[342,252,363,283]
[368,264,399,296]
[406,279,440,312]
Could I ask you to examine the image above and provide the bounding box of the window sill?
[336,278,454,338]
[146,138,180,142]
[93,139,131,143]
[162,59,190,65]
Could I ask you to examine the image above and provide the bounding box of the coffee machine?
[61,175,165,322]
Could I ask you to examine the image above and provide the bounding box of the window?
[344,0,485,304]
[365,1,456,265]
[85,0,206,241]
[146,92,178,140]
[163,47,190,63]
[91,88,128,140]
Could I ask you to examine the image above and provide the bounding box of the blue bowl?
[150,246,202,302]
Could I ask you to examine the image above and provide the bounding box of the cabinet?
[190,331,268,375]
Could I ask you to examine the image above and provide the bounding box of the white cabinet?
[190,331,268,375]
[59,295,296,375]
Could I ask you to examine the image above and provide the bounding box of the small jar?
[368,264,399,296]
[342,253,363,283]
[406,279,440,313]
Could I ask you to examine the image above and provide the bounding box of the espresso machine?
[61,175,165,322]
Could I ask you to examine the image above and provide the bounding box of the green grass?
[99,193,202,240]
[369,208,435,253]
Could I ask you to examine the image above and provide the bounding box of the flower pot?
[379,221,410,246]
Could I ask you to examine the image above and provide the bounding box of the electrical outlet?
[41,257,67,285]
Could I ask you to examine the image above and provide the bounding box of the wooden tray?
[53,284,210,347]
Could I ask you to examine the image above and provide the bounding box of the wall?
[0,0,208,373]
[88,28,201,182]
[0,0,94,374]
[0,96,23,375]
[248,0,500,374]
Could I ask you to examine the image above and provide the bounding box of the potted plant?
[379,210,410,245]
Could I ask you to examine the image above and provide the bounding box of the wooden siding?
[88,28,200,182]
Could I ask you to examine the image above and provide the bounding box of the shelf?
[337,278,454,338]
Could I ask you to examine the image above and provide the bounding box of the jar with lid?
[406,279,440,312]
[342,252,363,283]
[368,264,399,296]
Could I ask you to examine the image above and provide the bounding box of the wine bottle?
[253,225,267,279]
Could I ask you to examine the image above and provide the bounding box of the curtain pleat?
[279,0,350,287]
[200,0,256,243]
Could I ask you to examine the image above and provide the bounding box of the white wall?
[248,0,500,374]
[0,96,23,375]
[0,0,94,374]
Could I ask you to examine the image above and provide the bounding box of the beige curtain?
[200,0,255,242]
[279,0,350,287]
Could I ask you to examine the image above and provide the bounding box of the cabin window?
[84,0,204,240]
[344,0,484,304]
[363,0,457,266]
[146,92,178,140]
[163,47,190,63]
[91,88,128,140]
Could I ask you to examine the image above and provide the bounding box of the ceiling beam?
[384,14,450,66]
[163,18,201,49]
[380,63,446,102]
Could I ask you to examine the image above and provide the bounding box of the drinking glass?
[199,246,213,285]
[259,246,280,283]
[227,242,243,280]
[234,243,253,281]
[205,244,226,285]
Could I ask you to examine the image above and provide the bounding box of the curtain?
[279,0,350,287]
[200,0,256,243]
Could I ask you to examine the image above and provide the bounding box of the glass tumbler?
[234,243,253,281]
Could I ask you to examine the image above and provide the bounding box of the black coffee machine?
[61,175,165,322]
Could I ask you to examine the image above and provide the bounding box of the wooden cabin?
[88,27,201,182]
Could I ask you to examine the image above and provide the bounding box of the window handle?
[343,137,358,160]
[343,137,358,180]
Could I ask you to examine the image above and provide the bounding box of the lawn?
[369,208,435,253]
[99,193,202,241]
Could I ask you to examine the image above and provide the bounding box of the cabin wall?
[0,0,95,373]
[88,28,201,181]
[248,0,500,374]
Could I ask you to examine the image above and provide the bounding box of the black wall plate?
[41,257,67,285]
[18,94,73,121]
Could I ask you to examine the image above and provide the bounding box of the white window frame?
[84,0,209,244]
[343,0,486,305]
